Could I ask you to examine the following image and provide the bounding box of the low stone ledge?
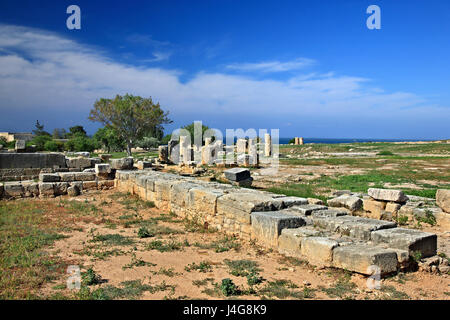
[328,195,362,211]
[332,245,399,275]
[251,211,306,248]
[39,173,61,183]
[278,227,321,257]
[300,237,339,267]
[73,172,96,181]
[371,228,437,258]
[287,204,328,215]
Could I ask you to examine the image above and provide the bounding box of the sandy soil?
[40,190,450,300]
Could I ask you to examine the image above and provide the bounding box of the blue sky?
[0,0,449,139]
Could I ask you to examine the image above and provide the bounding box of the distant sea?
[220,137,433,145]
[278,138,427,145]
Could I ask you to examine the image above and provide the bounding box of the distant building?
[0,132,34,142]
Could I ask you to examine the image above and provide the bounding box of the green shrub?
[82,268,101,286]
[137,226,153,238]
[44,140,64,152]
[220,278,239,296]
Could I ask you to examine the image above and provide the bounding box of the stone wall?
[115,169,441,275]
[0,153,67,169]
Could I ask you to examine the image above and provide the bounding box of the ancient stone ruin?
[114,169,442,276]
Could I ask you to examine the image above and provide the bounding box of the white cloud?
[226,58,315,72]
[0,24,448,138]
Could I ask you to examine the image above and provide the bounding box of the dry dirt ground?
[26,189,449,300]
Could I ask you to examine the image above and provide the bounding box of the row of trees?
[2,94,216,155]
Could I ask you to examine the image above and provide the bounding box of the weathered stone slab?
[217,192,279,213]
[371,228,437,257]
[22,182,39,197]
[0,153,67,169]
[251,211,306,247]
[54,182,69,195]
[312,215,396,240]
[301,237,339,267]
[98,180,114,189]
[65,157,92,169]
[288,204,328,215]
[278,227,321,257]
[67,185,80,197]
[277,196,308,208]
[333,245,398,275]
[368,188,408,203]
[136,161,152,170]
[4,182,24,197]
[311,209,348,218]
[436,189,450,213]
[73,172,96,181]
[110,157,134,170]
[95,164,111,174]
[59,172,75,182]
[187,187,223,216]
[328,195,362,211]
[82,181,98,190]
[39,173,61,183]
[223,168,251,182]
[39,182,55,197]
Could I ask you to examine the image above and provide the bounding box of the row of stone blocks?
[0,171,114,199]
[114,170,437,276]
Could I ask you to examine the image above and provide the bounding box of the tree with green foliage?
[89,94,172,156]
[27,135,52,151]
[68,125,87,138]
[65,135,98,152]
[93,127,126,153]
[32,120,51,137]
[136,136,160,149]
[52,128,67,139]
[181,122,216,145]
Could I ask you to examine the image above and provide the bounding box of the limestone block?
[67,185,80,197]
[65,157,92,169]
[333,245,398,275]
[434,210,450,230]
[22,182,39,197]
[385,202,402,214]
[288,204,328,216]
[312,215,396,240]
[171,182,198,208]
[371,228,437,258]
[95,164,111,175]
[98,180,114,189]
[363,199,387,218]
[54,182,69,195]
[436,189,450,213]
[277,196,308,208]
[368,188,408,203]
[311,209,348,218]
[39,173,61,183]
[307,198,324,205]
[110,157,134,170]
[223,168,251,182]
[187,188,223,216]
[73,172,96,181]
[251,211,306,247]
[301,237,339,267]
[59,172,75,182]
[82,181,98,190]
[328,195,362,211]
[217,192,278,214]
[39,182,55,197]
[4,182,24,198]
[278,227,321,257]
[136,161,151,170]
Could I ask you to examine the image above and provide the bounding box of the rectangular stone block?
[301,237,339,267]
[312,215,396,240]
[95,163,111,174]
[289,204,328,215]
[371,228,437,258]
[328,195,362,211]
[54,182,69,195]
[187,187,223,216]
[171,182,198,208]
[363,198,387,218]
[73,172,96,181]
[277,196,308,208]
[333,245,398,275]
[66,157,92,169]
[278,227,321,257]
[223,168,251,182]
[311,209,348,218]
[4,182,24,198]
[59,172,75,182]
[82,181,98,190]
[39,173,61,183]
[39,182,55,197]
[251,211,306,247]
[23,182,39,197]
[368,188,408,203]
[98,180,114,189]
[217,192,280,214]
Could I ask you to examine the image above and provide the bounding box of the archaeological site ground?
[1,140,449,300]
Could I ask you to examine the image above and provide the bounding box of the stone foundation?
[114,169,440,276]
